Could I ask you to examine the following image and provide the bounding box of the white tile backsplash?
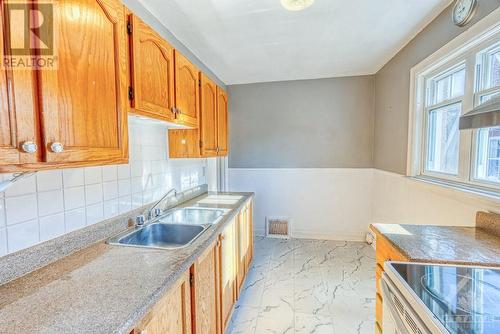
[0,117,207,256]
[118,179,131,197]
[103,199,119,219]
[84,166,103,185]
[85,184,103,205]
[38,190,64,217]
[118,195,132,214]
[64,187,86,210]
[39,213,65,242]
[117,164,131,180]
[0,228,7,256]
[0,199,5,228]
[7,219,39,253]
[102,165,118,182]
[37,170,63,192]
[103,181,119,201]
[5,174,37,197]
[5,195,38,225]
[65,208,87,232]
[86,203,104,226]
[63,168,85,188]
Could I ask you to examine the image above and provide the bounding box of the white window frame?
[408,7,500,198]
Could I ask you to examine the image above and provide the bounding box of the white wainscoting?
[229,168,374,241]
[229,168,500,242]
[371,169,499,227]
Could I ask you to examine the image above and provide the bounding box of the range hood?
[459,97,500,130]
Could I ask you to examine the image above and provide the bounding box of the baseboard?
[292,230,366,242]
[254,229,266,237]
[254,228,366,242]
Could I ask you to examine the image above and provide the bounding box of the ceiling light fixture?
[281,0,314,11]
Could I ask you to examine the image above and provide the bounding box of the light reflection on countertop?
[371,224,500,267]
[196,194,244,205]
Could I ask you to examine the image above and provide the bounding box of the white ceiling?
[138,0,452,85]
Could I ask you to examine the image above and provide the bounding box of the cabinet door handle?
[21,141,38,153]
[50,142,65,153]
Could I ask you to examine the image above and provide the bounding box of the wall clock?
[452,0,478,27]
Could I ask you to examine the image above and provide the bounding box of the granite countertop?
[0,192,254,334]
[370,223,500,267]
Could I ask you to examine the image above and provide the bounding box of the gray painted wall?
[228,76,375,168]
[373,0,500,174]
[122,0,226,88]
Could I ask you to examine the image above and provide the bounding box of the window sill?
[407,175,500,204]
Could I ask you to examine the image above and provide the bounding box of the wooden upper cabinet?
[0,3,40,168]
[199,73,218,157]
[128,14,175,121]
[168,82,228,159]
[174,51,199,128]
[216,87,228,156]
[39,0,128,164]
[168,129,201,158]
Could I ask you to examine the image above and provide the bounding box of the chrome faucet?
[146,188,178,220]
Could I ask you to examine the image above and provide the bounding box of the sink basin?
[107,223,207,250]
[158,207,226,225]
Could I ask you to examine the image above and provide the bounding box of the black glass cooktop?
[391,263,500,334]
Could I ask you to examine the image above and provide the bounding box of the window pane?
[480,90,500,104]
[429,67,466,106]
[475,126,500,184]
[435,76,451,104]
[477,43,500,91]
[426,103,461,175]
[451,69,465,98]
[487,50,500,88]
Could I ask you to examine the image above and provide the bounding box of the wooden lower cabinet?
[191,243,220,334]
[246,201,254,269]
[219,217,238,331]
[134,199,254,334]
[236,203,253,296]
[372,228,408,333]
[135,271,192,334]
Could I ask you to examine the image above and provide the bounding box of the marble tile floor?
[227,237,376,334]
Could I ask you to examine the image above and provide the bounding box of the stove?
[383,262,500,334]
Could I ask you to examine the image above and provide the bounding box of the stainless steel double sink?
[107,207,226,250]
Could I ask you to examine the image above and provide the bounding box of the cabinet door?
[219,218,237,331]
[129,14,175,121]
[236,212,248,295]
[138,271,192,334]
[168,129,200,158]
[0,3,40,168]
[174,51,199,128]
[216,87,228,156]
[192,243,220,334]
[39,0,128,164]
[199,73,218,157]
[245,201,254,270]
